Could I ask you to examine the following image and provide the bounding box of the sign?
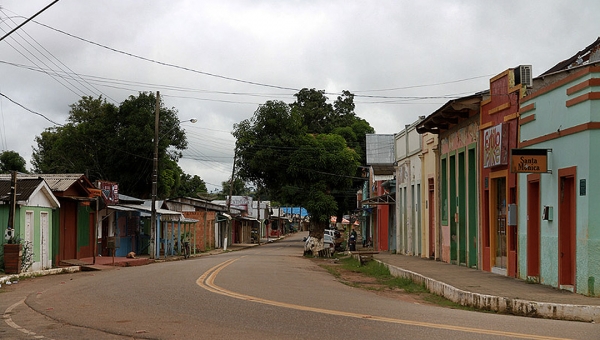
[510,149,548,173]
[98,181,119,205]
[483,124,508,168]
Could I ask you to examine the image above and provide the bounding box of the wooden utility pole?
[226,151,236,248]
[7,171,17,233]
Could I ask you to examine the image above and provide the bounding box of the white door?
[41,212,49,269]
[25,211,34,245]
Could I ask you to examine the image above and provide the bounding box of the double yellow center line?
[196,257,571,340]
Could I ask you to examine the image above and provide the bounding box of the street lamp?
[150,90,197,259]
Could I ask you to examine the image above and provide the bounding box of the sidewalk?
[0,243,259,285]
[373,251,600,322]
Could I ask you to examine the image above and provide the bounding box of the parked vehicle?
[303,234,335,256]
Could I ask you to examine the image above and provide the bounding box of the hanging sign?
[510,149,548,173]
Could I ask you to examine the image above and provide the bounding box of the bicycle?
[182,241,190,259]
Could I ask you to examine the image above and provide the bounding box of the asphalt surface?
[2,234,599,323]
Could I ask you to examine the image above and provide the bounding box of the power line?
[28,20,302,92]
[0,92,63,125]
[16,19,491,101]
[0,0,59,42]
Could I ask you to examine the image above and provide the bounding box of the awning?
[108,205,138,212]
[361,193,396,205]
[117,204,185,221]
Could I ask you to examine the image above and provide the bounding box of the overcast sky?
[1,1,598,193]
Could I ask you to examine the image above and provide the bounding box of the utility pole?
[257,193,261,246]
[150,91,160,259]
[7,171,17,236]
[226,151,236,248]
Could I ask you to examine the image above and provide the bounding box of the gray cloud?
[1,0,598,192]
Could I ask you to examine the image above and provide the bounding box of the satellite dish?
[4,228,13,241]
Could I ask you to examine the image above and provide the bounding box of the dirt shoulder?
[311,257,446,307]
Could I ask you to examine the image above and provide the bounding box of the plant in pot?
[3,228,22,274]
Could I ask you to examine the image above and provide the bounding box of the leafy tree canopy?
[32,92,204,199]
[233,88,374,232]
[0,150,28,173]
[221,177,254,198]
[174,173,208,198]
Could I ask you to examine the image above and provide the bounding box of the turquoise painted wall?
[519,71,600,296]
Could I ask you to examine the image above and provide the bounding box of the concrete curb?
[377,259,600,323]
[0,266,80,286]
[0,237,281,289]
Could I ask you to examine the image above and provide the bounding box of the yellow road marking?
[3,298,54,339]
[196,257,572,340]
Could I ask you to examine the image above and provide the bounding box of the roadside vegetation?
[317,254,477,310]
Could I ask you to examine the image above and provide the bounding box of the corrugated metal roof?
[0,178,60,208]
[416,91,488,135]
[0,173,87,192]
[0,178,43,201]
[541,37,600,76]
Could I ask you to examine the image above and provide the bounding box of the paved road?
[1,233,599,339]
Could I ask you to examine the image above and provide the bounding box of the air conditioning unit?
[515,65,533,88]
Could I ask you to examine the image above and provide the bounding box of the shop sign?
[483,124,508,168]
[99,181,119,205]
[510,149,548,173]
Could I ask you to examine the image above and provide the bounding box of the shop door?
[428,179,435,258]
[494,177,507,273]
[41,212,50,269]
[527,179,540,277]
[559,174,576,287]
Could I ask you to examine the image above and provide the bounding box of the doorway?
[41,212,50,269]
[428,178,435,258]
[527,176,540,277]
[558,168,576,288]
[493,177,507,274]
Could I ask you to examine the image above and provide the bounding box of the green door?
[468,147,478,268]
[449,153,457,263]
[458,150,466,265]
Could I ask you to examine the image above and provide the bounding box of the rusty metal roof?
[416,91,488,135]
[0,173,90,192]
[541,37,600,76]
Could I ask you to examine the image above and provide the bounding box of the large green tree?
[0,150,27,173]
[32,92,200,198]
[233,88,374,236]
[174,174,208,198]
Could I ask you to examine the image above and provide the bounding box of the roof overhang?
[116,204,185,221]
[371,164,395,176]
[416,91,488,135]
[361,193,396,205]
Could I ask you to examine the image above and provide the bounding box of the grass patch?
[318,255,478,311]
[321,263,342,279]
[338,256,428,293]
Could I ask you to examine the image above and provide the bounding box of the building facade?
[518,60,600,295]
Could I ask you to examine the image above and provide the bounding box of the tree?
[32,93,197,198]
[174,174,208,198]
[233,89,373,241]
[0,150,27,173]
[221,178,253,197]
